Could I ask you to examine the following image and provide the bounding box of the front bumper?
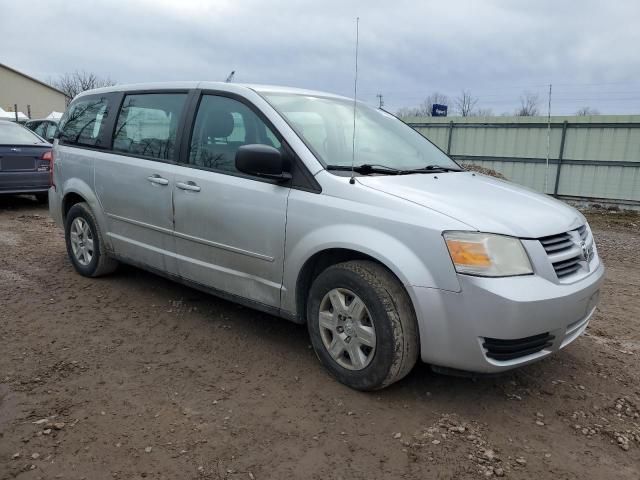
[410,261,605,373]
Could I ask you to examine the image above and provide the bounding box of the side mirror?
[235,144,292,182]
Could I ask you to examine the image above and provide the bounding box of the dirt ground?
[1,196,638,480]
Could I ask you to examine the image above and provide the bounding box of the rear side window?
[113,93,186,161]
[188,95,281,173]
[58,96,109,147]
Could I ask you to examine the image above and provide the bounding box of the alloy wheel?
[318,288,377,370]
[69,217,94,266]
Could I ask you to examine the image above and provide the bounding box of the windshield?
[0,121,46,145]
[262,93,459,171]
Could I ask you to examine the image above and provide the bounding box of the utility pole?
[544,83,552,193]
[376,93,384,109]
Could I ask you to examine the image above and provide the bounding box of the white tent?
[0,107,28,121]
[46,111,64,120]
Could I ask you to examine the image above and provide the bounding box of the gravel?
[0,198,638,479]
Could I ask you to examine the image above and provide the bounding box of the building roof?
[0,62,67,96]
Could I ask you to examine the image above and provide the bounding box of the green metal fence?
[406,115,640,207]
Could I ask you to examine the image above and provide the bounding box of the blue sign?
[432,104,448,117]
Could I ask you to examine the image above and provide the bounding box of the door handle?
[147,175,169,186]
[176,181,201,192]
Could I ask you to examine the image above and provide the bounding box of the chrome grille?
[539,232,574,254]
[539,224,594,281]
[552,255,582,278]
[577,224,587,240]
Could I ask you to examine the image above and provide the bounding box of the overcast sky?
[2,0,639,115]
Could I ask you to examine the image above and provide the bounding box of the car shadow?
[0,194,45,211]
[108,262,553,404]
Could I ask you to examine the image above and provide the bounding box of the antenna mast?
[349,17,360,185]
[225,70,235,83]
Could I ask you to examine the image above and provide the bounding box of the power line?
[360,80,640,97]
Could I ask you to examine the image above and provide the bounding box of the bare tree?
[455,90,479,117]
[419,92,449,116]
[51,71,116,104]
[397,92,450,118]
[575,106,600,116]
[396,106,420,118]
[515,92,539,116]
[472,107,494,117]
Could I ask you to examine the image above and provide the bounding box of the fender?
[281,223,462,317]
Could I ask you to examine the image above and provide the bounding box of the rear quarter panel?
[54,144,112,250]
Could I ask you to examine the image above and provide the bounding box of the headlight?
[443,231,533,277]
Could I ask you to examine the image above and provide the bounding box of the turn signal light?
[443,231,533,277]
[445,239,491,267]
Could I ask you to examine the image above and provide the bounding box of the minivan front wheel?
[65,202,118,277]
[307,260,419,390]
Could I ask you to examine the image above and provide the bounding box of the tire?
[64,202,118,277]
[307,260,419,390]
[35,193,48,204]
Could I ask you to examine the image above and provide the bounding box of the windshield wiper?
[326,163,462,175]
[326,164,406,175]
[403,165,462,173]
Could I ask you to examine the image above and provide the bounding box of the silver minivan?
[49,82,604,390]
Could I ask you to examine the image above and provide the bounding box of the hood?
[357,172,585,238]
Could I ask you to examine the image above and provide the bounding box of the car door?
[94,91,188,275]
[173,93,290,308]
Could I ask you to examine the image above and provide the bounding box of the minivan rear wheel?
[65,202,118,277]
[307,260,419,390]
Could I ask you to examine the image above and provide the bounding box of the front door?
[95,92,188,274]
[173,94,290,308]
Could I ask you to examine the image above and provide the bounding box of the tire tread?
[336,261,419,388]
[66,202,118,277]
[308,260,419,390]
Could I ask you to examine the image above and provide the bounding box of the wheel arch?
[282,222,449,323]
[291,246,421,330]
[62,192,86,221]
[60,178,111,250]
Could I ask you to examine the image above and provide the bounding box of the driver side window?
[188,95,281,173]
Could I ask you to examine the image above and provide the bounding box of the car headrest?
[205,111,234,138]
